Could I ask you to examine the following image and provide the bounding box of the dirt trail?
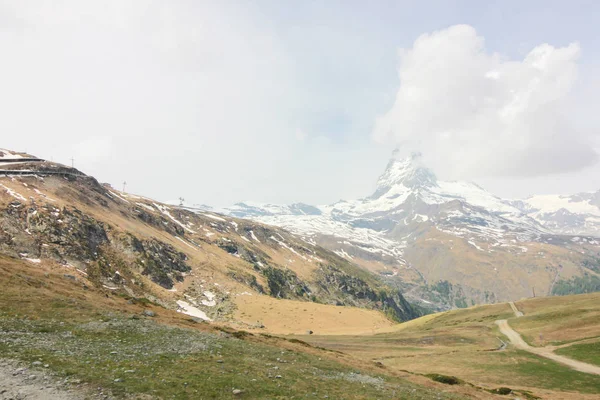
[495,319,600,375]
[0,359,92,400]
[508,301,523,317]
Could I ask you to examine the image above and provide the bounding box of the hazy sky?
[1,1,599,206]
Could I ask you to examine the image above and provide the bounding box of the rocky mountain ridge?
[0,148,419,331]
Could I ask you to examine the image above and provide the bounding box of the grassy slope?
[299,295,600,398]
[511,293,600,346]
[404,229,587,303]
[0,173,416,327]
[232,294,394,335]
[555,342,600,366]
[0,255,464,400]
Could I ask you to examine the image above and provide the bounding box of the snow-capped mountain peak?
[217,150,600,270]
[371,152,437,199]
[209,150,600,309]
[216,150,549,268]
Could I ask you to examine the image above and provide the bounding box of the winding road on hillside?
[496,304,600,375]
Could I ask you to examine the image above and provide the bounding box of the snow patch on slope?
[176,300,212,321]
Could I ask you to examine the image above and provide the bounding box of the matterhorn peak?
[390,148,422,162]
[370,150,437,199]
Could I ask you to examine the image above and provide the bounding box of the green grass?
[511,293,600,346]
[0,256,465,400]
[3,258,599,399]
[481,350,600,394]
[555,341,600,367]
[0,313,462,400]
[416,304,514,330]
[301,299,600,397]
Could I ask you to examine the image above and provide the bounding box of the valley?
[297,292,600,399]
[1,252,598,399]
[2,3,599,399]
[0,149,599,399]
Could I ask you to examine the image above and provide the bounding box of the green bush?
[490,387,512,395]
[425,374,462,385]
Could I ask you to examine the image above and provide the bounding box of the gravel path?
[495,319,600,376]
[0,359,87,400]
[508,302,523,317]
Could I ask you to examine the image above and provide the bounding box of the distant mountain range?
[3,146,598,313]
[216,151,600,310]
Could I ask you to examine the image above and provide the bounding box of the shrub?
[425,374,462,385]
[490,387,513,395]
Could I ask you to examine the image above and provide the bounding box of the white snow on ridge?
[435,181,517,214]
[153,203,196,233]
[229,201,297,216]
[0,149,24,159]
[525,194,600,216]
[413,214,429,222]
[135,202,155,212]
[325,180,520,218]
[323,189,410,217]
[0,161,28,167]
[0,184,27,201]
[467,240,485,252]
[334,249,354,260]
[200,290,217,307]
[249,230,261,243]
[203,291,216,301]
[201,213,227,222]
[256,214,405,260]
[175,236,198,250]
[109,191,131,203]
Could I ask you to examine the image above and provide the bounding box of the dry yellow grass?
[232,294,394,335]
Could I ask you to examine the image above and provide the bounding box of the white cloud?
[2,5,599,205]
[73,137,113,165]
[0,1,392,206]
[373,24,597,180]
[295,129,307,141]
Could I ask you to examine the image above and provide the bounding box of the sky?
[1,1,599,206]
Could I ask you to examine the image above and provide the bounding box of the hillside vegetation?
[1,154,599,399]
[299,293,600,399]
[0,255,473,399]
[0,161,419,333]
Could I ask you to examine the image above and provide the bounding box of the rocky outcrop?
[132,238,191,289]
[261,266,310,299]
[134,208,185,236]
[1,203,108,263]
[0,198,191,290]
[315,264,418,321]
